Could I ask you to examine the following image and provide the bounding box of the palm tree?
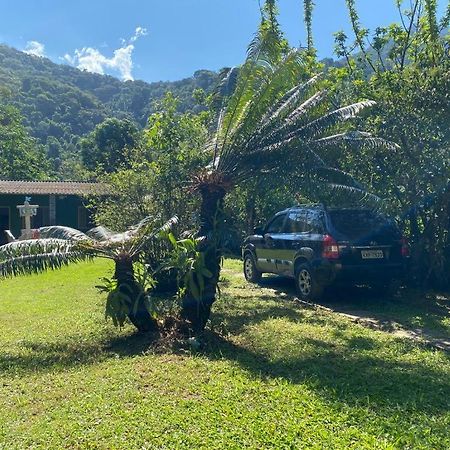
[0,216,177,332]
[182,1,396,331]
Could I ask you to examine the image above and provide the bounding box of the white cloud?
[63,26,148,81]
[130,26,148,42]
[24,40,45,57]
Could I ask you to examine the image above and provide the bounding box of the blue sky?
[0,0,447,82]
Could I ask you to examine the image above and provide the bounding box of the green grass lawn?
[0,259,449,449]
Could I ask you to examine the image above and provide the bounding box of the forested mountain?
[0,44,218,163]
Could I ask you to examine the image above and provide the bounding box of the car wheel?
[295,263,323,301]
[243,253,262,283]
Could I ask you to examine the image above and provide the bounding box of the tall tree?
[303,0,315,54]
[181,1,393,332]
[81,118,140,174]
[0,103,49,180]
[333,0,450,287]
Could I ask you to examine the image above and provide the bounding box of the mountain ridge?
[0,44,218,161]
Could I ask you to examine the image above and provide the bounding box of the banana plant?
[157,232,213,332]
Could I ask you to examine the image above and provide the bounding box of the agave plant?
[0,217,177,332]
[184,1,397,331]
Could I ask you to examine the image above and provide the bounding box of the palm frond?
[210,67,240,163]
[326,183,382,207]
[311,131,400,151]
[298,100,376,138]
[218,54,311,172]
[217,61,271,160]
[226,49,307,147]
[217,3,291,164]
[255,88,328,149]
[128,215,179,258]
[0,239,87,278]
[156,215,179,235]
[313,166,364,189]
[132,215,156,234]
[227,136,326,181]
[86,226,114,241]
[197,14,391,209]
[39,226,89,241]
[259,76,316,123]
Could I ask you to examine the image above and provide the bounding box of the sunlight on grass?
[0,259,449,449]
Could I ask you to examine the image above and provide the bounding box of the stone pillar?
[17,197,38,240]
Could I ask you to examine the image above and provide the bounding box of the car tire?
[243,253,262,283]
[295,263,323,301]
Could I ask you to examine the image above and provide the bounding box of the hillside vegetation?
[0,44,218,170]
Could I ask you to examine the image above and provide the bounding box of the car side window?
[265,214,286,234]
[307,210,325,233]
[285,210,309,233]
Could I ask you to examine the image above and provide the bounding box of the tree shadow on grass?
[207,292,450,415]
[0,331,159,376]
[258,275,450,339]
[0,340,107,375]
[202,329,450,415]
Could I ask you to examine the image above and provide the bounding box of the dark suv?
[242,205,409,300]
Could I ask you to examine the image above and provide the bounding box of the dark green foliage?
[91,93,209,232]
[331,0,450,288]
[0,102,49,180]
[81,118,140,173]
[161,232,213,301]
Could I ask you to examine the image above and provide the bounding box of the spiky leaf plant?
[0,216,178,332]
[184,1,397,331]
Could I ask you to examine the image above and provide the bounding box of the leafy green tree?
[91,93,209,232]
[81,118,140,173]
[332,0,450,286]
[0,103,49,180]
[142,92,209,221]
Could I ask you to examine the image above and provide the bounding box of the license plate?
[361,249,384,259]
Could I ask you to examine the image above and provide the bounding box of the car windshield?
[328,210,395,240]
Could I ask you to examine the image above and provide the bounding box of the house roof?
[0,180,109,196]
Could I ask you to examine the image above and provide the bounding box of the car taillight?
[322,234,339,260]
[400,237,410,257]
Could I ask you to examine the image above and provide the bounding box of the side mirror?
[253,226,264,235]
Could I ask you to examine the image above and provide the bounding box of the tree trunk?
[114,256,158,333]
[246,196,256,236]
[181,186,225,334]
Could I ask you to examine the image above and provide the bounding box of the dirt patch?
[295,298,450,352]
